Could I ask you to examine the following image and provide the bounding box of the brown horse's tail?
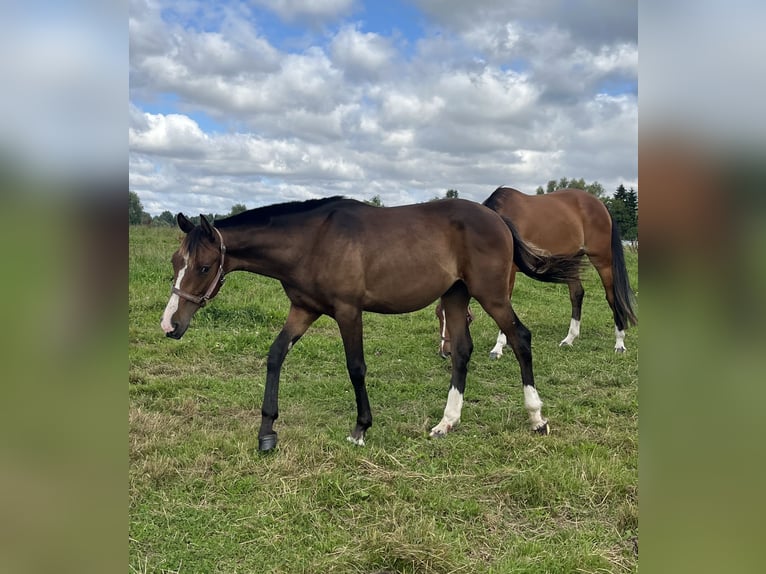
[608,216,638,327]
[501,216,586,284]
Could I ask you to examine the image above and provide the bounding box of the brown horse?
[437,187,637,358]
[161,197,584,451]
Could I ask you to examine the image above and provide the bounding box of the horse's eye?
[200,265,210,274]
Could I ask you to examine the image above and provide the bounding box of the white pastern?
[614,327,626,352]
[430,386,463,436]
[560,318,581,346]
[523,385,547,429]
[489,331,507,359]
[161,257,187,333]
[346,435,365,446]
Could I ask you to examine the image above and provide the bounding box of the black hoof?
[534,422,550,436]
[258,433,278,452]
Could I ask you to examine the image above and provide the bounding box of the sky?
[129,0,637,216]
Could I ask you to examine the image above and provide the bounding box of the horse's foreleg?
[258,305,318,452]
[560,279,585,346]
[336,308,371,446]
[431,285,472,437]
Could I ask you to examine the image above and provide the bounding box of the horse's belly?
[362,268,454,314]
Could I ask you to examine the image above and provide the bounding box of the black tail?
[609,217,638,328]
[501,216,586,284]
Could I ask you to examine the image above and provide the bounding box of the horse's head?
[161,213,227,339]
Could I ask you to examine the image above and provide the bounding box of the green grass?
[130,225,638,574]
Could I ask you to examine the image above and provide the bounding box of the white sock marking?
[560,318,581,346]
[161,257,187,333]
[614,326,626,352]
[523,385,547,430]
[490,331,506,358]
[430,386,463,436]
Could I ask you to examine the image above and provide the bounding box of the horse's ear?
[199,214,215,240]
[177,213,195,234]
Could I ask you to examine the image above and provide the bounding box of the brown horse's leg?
[335,306,372,446]
[431,283,473,438]
[590,256,627,352]
[259,305,319,451]
[560,279,585,346]
[489,266,517,359]
[481,298,550,434]
[435,301,450,358]
[437,300,474,359]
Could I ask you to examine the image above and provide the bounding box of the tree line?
[130,180,637,241]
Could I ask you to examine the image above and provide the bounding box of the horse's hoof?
[615,347,626,354]
[489,352,501,360]
[534,422,550,435]
[559,340,573,347]
[346,435,365,446]
[258,433,278,452]
[439,352,450,359]
[429,430,446,439]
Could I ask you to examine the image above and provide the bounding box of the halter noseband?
[172,227,226,307]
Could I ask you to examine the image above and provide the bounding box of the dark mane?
[482,186,511,211]
[215,196,348,229]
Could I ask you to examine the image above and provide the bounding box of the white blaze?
[161,257,187,333]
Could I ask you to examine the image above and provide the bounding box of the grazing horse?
[437,187,637,358]
[161,197,584,451]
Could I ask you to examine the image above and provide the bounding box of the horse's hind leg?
[431,283,473,438]
[489,267,517,360]
[335,305,372,446]
[560,279,585,346]
[259,305,319,451]
[481,298,549,434]
[590,255,627,352]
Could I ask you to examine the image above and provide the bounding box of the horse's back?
[316,199,514,313]
[485,187,611,256]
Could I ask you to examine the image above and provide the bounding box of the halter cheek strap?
[172,227,226,307]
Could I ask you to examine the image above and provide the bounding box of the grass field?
[129,224,638,574]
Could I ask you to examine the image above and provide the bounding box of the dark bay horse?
[161,197,584,451]
[437,187,637,358]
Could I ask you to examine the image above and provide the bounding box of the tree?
[154,210,175,226]
[364,195,384,207]
[585,181,606,199]
[546,180,557,194]
[445,189,459,199]
[229,203,247,216]
[535,186,545,195]
[606,184,637,241]
[129,191,147,225]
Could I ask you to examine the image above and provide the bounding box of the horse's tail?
[608,216,638,327]
[501,216,586,284]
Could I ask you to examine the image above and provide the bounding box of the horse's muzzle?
[165,322,184,339]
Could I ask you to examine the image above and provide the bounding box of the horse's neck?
[222,223,308,281]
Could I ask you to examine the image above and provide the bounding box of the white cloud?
[129,1,637,215]
[251,0,356,24]
[330,24,396,81]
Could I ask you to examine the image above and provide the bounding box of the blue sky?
[130,0,637,216]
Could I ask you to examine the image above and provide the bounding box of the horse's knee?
[346,360,367,383]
